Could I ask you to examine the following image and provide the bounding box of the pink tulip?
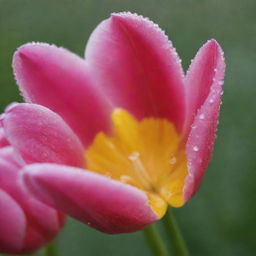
[0,126,65,254]
[2,12,225,234]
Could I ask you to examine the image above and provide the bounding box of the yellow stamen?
[85,109,188,217]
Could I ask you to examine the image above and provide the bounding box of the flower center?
[85,109,188,217]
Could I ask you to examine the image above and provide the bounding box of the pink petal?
[183,39,225,135]
[0,189,26,254]
[85,12,185,131]
[13,43,112,146]
[2,103,84,167]
[184,42,225,201]
[22,163,158,234]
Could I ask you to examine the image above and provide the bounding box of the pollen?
[85,109,188,217]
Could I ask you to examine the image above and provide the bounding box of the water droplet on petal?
[164,44,170,49]
[169,156,177,164]
[105,172,112,178]
[120,175,133,184]
[199,114,205,120]
[193,146,199,152]
[128,151,140,161]
[209,98,214,103]
[162,190,172,199]
[211,87,216,92]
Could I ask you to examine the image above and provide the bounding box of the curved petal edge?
[22,163,158,234]
[2,103,84,167]
[86,11,185,130]
[13,42,112,146]
[184,40,225,201]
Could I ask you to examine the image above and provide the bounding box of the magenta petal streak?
[184,40,225,201]
[0,128,9,148]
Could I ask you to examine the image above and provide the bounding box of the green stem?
[162,208,189,256]
[143,224,169,256]
[44,241,58,256]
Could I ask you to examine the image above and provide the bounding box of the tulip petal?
[13,43,112,146]
[184,43,225,201]
[22,163,158,234]
[0,189,26,253]
[2,103,84,167]
[183,39,225,134]
[86,12,185,130]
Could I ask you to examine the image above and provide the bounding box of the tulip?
[0,125,65,254]
[2,12,225,234]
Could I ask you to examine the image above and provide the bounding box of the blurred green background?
[0,0,256,255]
